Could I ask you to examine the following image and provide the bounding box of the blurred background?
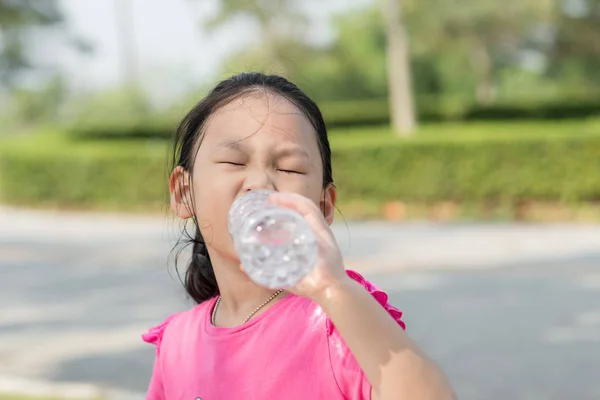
[1,0,600,399]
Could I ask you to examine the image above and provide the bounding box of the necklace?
[211,289,284,326]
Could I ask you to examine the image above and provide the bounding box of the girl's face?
[175,92,336,263]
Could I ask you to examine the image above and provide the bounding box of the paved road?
[1,211,599,399]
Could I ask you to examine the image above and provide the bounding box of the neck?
[209,249,280,315]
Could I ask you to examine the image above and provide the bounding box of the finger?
[269,192,332,238]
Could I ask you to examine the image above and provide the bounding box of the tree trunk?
[115,0,137,86]
[383,0,416,136]
[468,38,495,105]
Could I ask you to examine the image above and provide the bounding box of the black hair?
[171,72,334,304]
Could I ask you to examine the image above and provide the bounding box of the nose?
[242,168,275,192]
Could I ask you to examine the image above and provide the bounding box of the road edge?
[0,374,144,399]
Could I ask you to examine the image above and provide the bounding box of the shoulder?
[326,270,406,335]
[142,298,215,353]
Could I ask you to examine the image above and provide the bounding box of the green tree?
[214,3,443,119]
[11,74,66,123]
[327,7,388,99]
[403,0,554,105]
[306,7,442,102]
[212,1,418,136]
[216,7,387,102]
[546,0,600,93]
[204,0,309,76]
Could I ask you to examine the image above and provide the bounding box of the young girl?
[143,73,455,400]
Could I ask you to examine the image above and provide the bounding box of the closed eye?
[219,161,245,166]
[278,169,304,175]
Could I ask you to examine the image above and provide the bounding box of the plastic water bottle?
[228,190,318,288]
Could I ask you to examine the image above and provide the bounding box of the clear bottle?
[228,190,318,288]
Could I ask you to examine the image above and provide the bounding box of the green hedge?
[0,146,169,210]
[464,99,600,121]
[67,116,175,141]
[332,135,600,203]
[2,132,599,210]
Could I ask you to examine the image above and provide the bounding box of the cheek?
[295,175,325,204]
[190,169,237,249]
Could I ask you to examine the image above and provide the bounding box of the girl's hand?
[267,191,349,302]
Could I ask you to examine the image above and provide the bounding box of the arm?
[270,192,455,400]
[317,276,455,400]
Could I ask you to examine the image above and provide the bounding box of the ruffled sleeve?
[142,313,179,354]
[327,270,406,399]
[326,270,405,336]
[142,314,179,400]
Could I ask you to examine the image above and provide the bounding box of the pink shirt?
[143,270,405,400]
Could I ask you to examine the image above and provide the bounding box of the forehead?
[200,92,319,152]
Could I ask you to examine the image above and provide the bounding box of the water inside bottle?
[231,198,318,288]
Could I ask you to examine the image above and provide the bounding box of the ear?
[320,183,337,225]
[169,166,194,219]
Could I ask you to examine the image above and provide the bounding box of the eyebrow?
[275,147,309,159]
[216,140,247,151]
[216,139,309,159]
